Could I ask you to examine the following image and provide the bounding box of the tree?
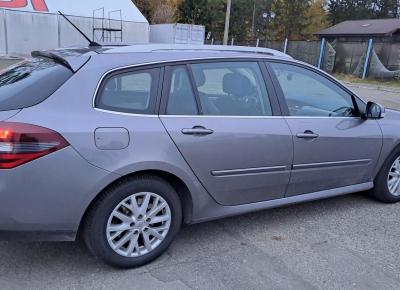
[133,0,181,24]
[179,0,208,24]
[270,0,312,40]
[328,0,399,25]
[151,2,177,24]
[133,0,152,20]
[229,0,259,42]
[206,0,226,41]
[303,0,329,39]
[375,0,399,18]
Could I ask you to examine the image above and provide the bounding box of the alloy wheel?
[106,192,172,257]
[388,156,400,196]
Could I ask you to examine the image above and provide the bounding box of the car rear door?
[160,60,293,206]
[267,61,382,197]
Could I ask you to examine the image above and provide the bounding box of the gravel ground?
[0,58,400,289]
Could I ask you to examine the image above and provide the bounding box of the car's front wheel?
[83,175,182,268]
[371,149,400,203]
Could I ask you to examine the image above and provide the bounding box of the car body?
[0,44,399,267]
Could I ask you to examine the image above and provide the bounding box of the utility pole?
[251,0,256,37]
[223,0,232,45]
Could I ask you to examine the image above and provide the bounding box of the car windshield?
[0,57,73,111]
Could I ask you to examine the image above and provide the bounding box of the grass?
[334,73,400,89]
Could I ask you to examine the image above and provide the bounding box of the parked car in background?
[0,45,398,268]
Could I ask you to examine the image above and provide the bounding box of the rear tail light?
[0,122,69,169]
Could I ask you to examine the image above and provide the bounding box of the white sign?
[0,0,148,22]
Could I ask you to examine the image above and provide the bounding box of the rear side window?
[191,62,273,116]
[167,67,198,115]
[0,58,73,111]
[96,68,160,114]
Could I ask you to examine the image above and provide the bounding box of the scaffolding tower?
[93,8,123,43]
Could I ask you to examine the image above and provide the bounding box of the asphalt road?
[0,59,400,289]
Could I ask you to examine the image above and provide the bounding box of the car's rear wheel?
[371,149,400,203]
[83,175,182,268]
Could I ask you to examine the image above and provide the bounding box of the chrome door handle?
[181,126,214,136]
[296,131,319,139]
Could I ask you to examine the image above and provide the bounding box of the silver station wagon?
[0,44,399,268]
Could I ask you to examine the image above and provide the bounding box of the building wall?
[150,24,205,45]
[0,9,149,57]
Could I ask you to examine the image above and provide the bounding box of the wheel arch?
[77,169,194,239]
[373,140,400,181]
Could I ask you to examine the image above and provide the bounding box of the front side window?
[96,68,159,114]
[270,63,356,117]
[190,62,273,116]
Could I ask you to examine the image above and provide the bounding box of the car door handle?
[181,126,214,136]
[296,131,319,140]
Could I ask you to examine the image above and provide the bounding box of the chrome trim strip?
[160,115,283,119]
[159,115,360,119]
[293,159,372,170]
[91,56,365,119]
[285,116,361,120]
[211,165,290,177]
[92,57,366,118]
[92,56,281,109]
[94,108,159,117]
[92,109,362,119]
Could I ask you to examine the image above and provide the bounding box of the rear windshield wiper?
[31,51,74,72]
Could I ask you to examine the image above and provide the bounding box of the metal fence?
[207,37,400,80]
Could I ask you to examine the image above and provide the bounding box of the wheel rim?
[106,192,172,258]
[388,156,400,196]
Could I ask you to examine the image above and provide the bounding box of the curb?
[344,82,400,94]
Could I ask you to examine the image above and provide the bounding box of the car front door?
[160,61,293,206]
[267,61,382,197]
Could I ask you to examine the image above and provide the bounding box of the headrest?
[223,73,253,96]
[105,79,117,91]
[193,69,206,87]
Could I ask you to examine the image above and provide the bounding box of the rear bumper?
[0,147,119,241]
[0,231,76,241]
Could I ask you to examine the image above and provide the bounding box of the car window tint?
[191,62,272,116]
[96,68,159,114]
[167,67,198,115]
[0,58,73,110]
[270,63,355,117]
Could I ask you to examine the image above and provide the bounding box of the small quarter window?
[96,68,160,114]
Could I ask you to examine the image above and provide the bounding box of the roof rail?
[105,44,292,59]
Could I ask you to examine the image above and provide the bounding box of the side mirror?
[365,102,385,119]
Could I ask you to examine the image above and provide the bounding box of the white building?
[0,0,149,56]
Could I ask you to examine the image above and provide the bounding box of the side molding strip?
[211,165,290,177]
[293,159,372,170]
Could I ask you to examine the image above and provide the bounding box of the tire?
[83,175,182,268]
[371,148,400,203]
